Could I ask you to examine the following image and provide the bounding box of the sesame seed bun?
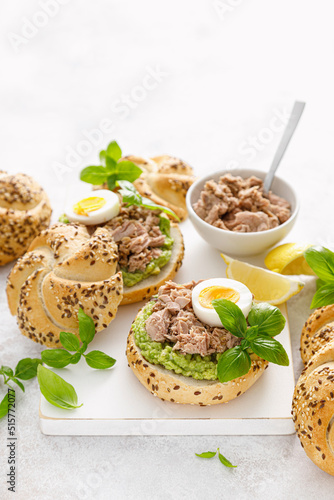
[121,223,184,305]
[6,223,123,347]
[126,308,268,406]
[129,154,195,222]
[292,341,334,475]
[300,305,334,364]
[0,171,52,265]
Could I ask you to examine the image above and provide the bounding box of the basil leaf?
[195,451,217,458]
[116,161,142,182]
[1,366,13,377]
[107,174,117,191]
[159,215,171,236]
[105,156,117,173]
[80,166,108,185]
[310,283,334,309]
[15,358,42,380]
[211,299,247,338]
[218,448,237,468]
[78,342,88,355]
[244,326,258,342]
[316,278,326,291]
[37,365,82,410]
[249,334,289,366]
[58,213,70,224]
[60,332,80,352]
[217,346,251,383]
[78,309,95,344]
[0,393,9,419]
[106,140,122,162]
[304,246,334,282]
[99,150,106,164]
[70,353,81,364]
[248,303,285,337]
[10,378,25,392]
[41,349,73,368]
[84,351,116,369]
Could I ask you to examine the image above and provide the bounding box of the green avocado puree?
[132,301,220,381]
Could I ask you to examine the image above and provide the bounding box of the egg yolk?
[73,197,106,217]
[198,286,240,309]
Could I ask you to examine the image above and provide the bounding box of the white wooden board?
[39,218,296,436]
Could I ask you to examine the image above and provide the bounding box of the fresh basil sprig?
[304,246,334,308]
[195,448,237,468]
[37,365,82,410]
[116,180,180,221]
[0,393,10,419]
[212,299,288,383]
[80,140,142,190]
[41,309,116,370]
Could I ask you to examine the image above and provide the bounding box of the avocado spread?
[122,216,174,288]
[132,301,220,381]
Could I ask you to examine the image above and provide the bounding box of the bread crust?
[121,223,184,305]
[292,341,334,475]
[129,154,195,221]
[6,223,123,347]
[0,171,52,265]
[300,305,334,364]
[126,314,268,406]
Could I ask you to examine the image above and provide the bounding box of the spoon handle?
[263,101,305,193]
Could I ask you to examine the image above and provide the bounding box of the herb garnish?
[304,246,334,308]
[41,309,116,370]
[80,140,142,190]
[195,448,237,468]
[37,366,82,410]
[78,140,180,221]
[212,300,289,383]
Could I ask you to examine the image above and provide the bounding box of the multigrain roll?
[130,154,195,221]
[0,171,52,265]
[300,305,334,365]
[292,341,334,476]
[6,223,123,347]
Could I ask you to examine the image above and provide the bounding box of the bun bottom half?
[121,224,184,305]
[126,329,268,406]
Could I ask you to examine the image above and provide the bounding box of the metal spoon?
[263,100,305,194]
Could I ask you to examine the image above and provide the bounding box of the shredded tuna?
[145,281,240,356]
[105,204,166,273]
[193,174,291,232]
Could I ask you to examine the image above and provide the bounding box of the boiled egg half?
[192,278,253,327]
[65,190,120,225]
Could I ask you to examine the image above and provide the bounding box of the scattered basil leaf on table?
[78,308,96,344]
[303,246,334,308]
[195,451,217,458]
[41,349,74,369]
[310,283,334,309]
[14,358,42,380]
[0,393,10,419]
[37,365,82,410]
[84,351,116,369]
[217,448,237,468]
[60,331,81,352]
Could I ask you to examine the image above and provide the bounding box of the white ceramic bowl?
[186,168,299,257]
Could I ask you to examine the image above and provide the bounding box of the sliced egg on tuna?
[65,189,120,225]
[192,278,253,327]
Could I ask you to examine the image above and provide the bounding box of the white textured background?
[1,0,334,498]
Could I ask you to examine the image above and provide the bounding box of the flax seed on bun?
[292,341,334,475]
[121,223,184,305]
[0,171,52,265]
[300,305,334,364]
[6,223,123,347]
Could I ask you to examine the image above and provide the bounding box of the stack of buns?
[0,171,52,265]
[292,305,334,475]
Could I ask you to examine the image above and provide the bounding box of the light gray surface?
[1,0,334,498]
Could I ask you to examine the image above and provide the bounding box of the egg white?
[65,189,120,225]
[192,278,253,327]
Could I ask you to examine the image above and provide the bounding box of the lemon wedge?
[221,253,304,305]
[264,243,316,275]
